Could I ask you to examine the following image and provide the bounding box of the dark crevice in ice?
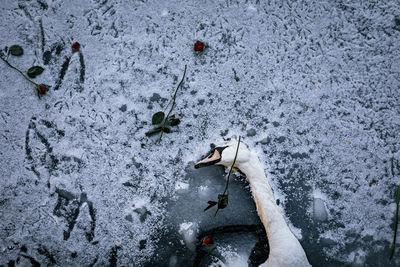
[79,51,85,86]
[37,245,56,264]
[25,121,35,161]
[24,118,84,182]
[108,246,121,267]
[54,57,71,91]
[37,0,48,10]
[53,188,96,242]
[18,3,33,22]
[89,256,98,267]
[20,255,40,267]
[39,120,65,136]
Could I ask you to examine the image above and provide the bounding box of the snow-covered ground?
[1,0,400,266]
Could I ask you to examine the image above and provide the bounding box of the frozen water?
[147,165,266,266]
[313,197,328,222]
[178,221,198,251]
[312,189,329,222]
[1,0,400,266]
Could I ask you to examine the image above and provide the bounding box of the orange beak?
[194,146,227,169]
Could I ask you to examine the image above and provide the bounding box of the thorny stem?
[162,97,173,114]
[0,55,38,87]
[158,64,187,144]
[222,136,241,195]
[214,137,241,217]
[390,185,400,260]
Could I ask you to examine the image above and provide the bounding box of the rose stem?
[158,64,187,144]
[0,55,38,86]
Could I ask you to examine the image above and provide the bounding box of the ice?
[347,249,367,267]
[219,246,248,267]
[161,9,169,17]
[313,198,328,222]
[1,0,400,266]
[175,181,189,191]
[147,165,265,266]
[178,221,198,251]
[312,189,329,222]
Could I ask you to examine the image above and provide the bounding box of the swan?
[195,139,311,267]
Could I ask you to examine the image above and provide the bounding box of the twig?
[157,64,187,143]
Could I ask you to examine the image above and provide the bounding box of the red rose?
[194,41,205,52]
[37,84,48,95]
[202,236,213,245]
[72,42,80,51]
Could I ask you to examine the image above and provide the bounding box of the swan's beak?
[194,146,227,169]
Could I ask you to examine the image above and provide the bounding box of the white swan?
[195,139,311,267]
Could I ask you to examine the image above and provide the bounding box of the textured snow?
[178,221,198,251]
[1,0,400,266]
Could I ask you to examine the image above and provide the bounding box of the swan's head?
[194,139,252,169]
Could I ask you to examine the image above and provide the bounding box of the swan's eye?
[215,146,228,154]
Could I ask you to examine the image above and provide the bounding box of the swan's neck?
[238,152,304,256]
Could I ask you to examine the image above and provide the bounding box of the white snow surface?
[0,0,400,266]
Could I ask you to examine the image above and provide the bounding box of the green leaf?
[169,117,181,126]
[167,115,181,126]
[152,111,165,125]
[217,194,228,209]
[9,45,23,56]
[235,76,240,82]
[27,66,44,78]
[204,201,217,211]
[162,127,171,133]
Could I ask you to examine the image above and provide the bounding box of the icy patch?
[311,188,329,221]
[178,222,198,251]
[313,198,328,222]
[248,5,257,12]
[218,245,248,267]
[347,249,367,266]
[312,189,328,200]
[198,185,210,198]
[161,9,168,17]
[175,181,189,191]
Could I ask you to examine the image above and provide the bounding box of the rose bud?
[194,40,205,52]
[202,236,213,245]
[37,84,48,95]
[72,42,80,52]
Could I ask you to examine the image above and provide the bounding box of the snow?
[175,181,189,191]
[178,221,198,251]
[1,0,400,266]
